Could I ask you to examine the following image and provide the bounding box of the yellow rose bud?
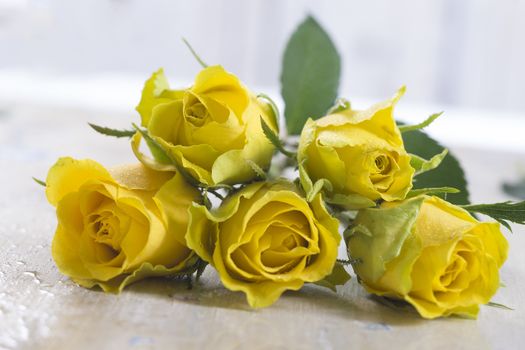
[186,181,340,308]
[46,157,200,292]
[347,195,508,319]
[133,65,278,186]
[297,87,414,203]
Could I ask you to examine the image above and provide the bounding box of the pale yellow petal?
[191,65,249,118]
[136,68,185,127]
[46,157,113,207]
[109,163,173,191]
[153,172,201,247]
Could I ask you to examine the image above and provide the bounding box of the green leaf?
[246,160,267,180]
[406,187,460,199]
[281,16,341,135]
[399,112,442,133]
[486,301,513,311]
[88,123,135,138]
[182,38,208,68]
[410,149,448,176]
[32,177,46,187]
[402,128,469,205]
[313,262,351,292]
[503,178,525,200]
[461,201,525,232]
[260,117,296,158]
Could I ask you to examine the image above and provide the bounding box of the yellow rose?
[46,157,201,292]
[186,181,341,308]
[297,87,414,205]
[132,65,278,186]
[346,195,508,319]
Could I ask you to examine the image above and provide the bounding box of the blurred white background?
[1,0,525,150]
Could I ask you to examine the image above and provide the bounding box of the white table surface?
[1,104,524,350]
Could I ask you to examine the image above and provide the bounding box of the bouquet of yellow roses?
[38,16,523,319]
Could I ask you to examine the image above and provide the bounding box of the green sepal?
[299,159,374,209]
[201,191,213,210]
[88,123,135,138]
[207,183,234,192]
[298,160,313,193]
[132,124,172,164]
[406,187,460,199]
[246,159,267,180]
[325,194,376,211]
[257,93,280,133]
[344,224,372,241]
[132,124,201,188]
[313,262,351,292]
[399,111,442,133]
[461,201,525,232]
[346,197,424,282]
[260,117,296,158]
[298,160,332,202]
[195,259,209,282]
[32,177,46,187]
[486,301,513,311]
[336,258,362,266]
[410,149,448,176]
[326,98,351,114]
[307,179,332,202]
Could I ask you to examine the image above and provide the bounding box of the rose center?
[439,254,468,289]
[374,154,391,174]
[282,234,297,250]
[257,217,312,273]
[186,101,210,127]
[90,213,122,251]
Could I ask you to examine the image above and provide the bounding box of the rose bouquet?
[37,16,525,319]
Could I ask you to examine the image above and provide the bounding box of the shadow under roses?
[125,269,256,312]
[124,270,429,326]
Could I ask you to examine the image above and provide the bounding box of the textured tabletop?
[1,105,524,349]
